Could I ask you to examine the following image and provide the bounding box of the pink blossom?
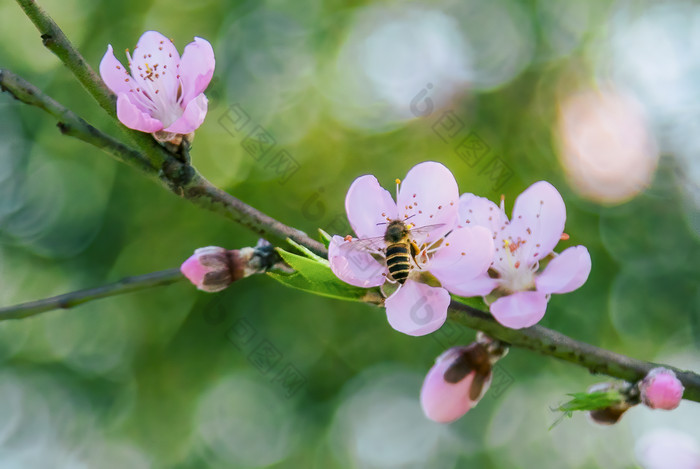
[640,367,685,410]
[420,344,492,423]
[100,31,215,136]
[458,181,591,329]
[328,161,494,336]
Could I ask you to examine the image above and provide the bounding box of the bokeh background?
[0,0,699,467]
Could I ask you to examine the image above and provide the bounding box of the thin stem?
[0,269,184,320]
[448,303,700,402]
[0,69,327,257]
[0,69,155,175]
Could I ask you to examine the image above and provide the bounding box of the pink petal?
[535,245,591,294]
[441,273,500,297]
[116,92,163,132]
[345,175,397,239]
[130,30,181,99]
[180,253,209,287]
[99,45,133,95]
[458,193,508,234]
[430,226,495,288]
[508,181,566,265]
[164,93,208,133]
[179,37,216,104]
[385,280,450,336]
[490,290,548,329]
[420,352,477,423]
[397,161,459,243]
[328,235,387,288]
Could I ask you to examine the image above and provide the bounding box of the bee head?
[384,219,409,243]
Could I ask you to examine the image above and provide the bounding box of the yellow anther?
[395,178,401,185]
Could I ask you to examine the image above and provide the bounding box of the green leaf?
[557,390,623,413]
[549,390,624,430]
[286,238,328,264]
[270,248,371,302]
[318,228,332,248]
[451,294,489,311]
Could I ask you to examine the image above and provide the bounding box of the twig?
[448,303,700,402]
[0,269,184,320]
[0,69,155,174]
[0,68,327,257]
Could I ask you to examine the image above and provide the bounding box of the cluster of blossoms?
[329,161,592,334]
[100,30,215,143]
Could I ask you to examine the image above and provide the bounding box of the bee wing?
[408,223,446,235]
[345,235,387,254]
[408,223,447,247]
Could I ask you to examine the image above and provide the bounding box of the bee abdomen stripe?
[386,245,409,257]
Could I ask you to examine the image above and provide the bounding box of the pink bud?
[420,344,491,423]
[180,246,240,292]
[640,368,684,410]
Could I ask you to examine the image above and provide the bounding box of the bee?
[349,218,444,284]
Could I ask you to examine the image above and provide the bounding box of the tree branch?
[7,0,700,405]
[0,69,156,174]
[0,269,184,320]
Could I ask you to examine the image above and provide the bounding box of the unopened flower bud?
[420,343,492,423]
[639,368,684,410]
[180,246,243,292]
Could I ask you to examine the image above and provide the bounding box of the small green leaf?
[286,238,328,264]
[558,390,623,413]
[271,248,370,301]
[451,294,489,311]
[318,229,332,248]
[549,390,624,430]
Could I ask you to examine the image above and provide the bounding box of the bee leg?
[409,241,423,269]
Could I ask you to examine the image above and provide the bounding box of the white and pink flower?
[328,161,494,336]
[457,181,591,329]
[640,367,685,410]
[100,31,215,138]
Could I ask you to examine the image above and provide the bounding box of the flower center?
[125,49,183,128]
[495,238,536,293]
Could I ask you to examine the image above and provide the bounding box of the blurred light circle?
[449,0,534,91]
[76,439,151,469]
[536,0,591,60]
[326,5,470,132]
[556,89,659,204]
[635,429,700,469]
[43,304,132,377]
[328,367,455,468]
[194,373,297,467]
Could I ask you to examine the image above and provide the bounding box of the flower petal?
[130,30,181,99]
[397,161,459,243]
[345,175,397,239]
[420,353,477,423]
[385,280,449,336]
[535,245,591,294]
[430,226,494,286]
[490,290,548,329]
[116,92,163,132]
[99,45,133,95]
[458,192,508,234]
[441,273,500,297]
[179,37,216,104]
[328,236,387,288]
[508,181,566,264]
[164,93,208,133]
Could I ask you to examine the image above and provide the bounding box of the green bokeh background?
[0,0,699,467]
